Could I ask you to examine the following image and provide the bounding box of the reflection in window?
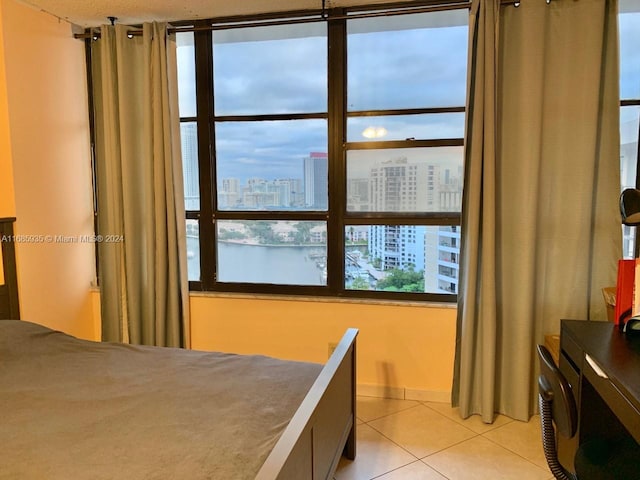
[346,147,463,213]
[347,113,465,142]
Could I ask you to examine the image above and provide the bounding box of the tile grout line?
[479,430,552,476]
[363,404,480,480]
[356,400,423,424]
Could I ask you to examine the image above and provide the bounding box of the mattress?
[0,320,322,480]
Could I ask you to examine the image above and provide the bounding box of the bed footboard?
[255,328,358,480]
[0,218,20,320]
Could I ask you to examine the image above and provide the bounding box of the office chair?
[537,345,640,480]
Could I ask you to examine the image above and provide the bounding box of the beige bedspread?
[0,320,322,480]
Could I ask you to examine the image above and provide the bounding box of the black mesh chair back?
[537,344,640,480]
[537,344,578,480]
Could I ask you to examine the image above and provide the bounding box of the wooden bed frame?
[0,217,20,320]
[256,327,358,479]
[0,216,357,479]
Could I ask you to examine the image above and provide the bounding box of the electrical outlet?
[328,342,338,358]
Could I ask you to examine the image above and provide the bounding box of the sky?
[175,9,469,184]
[620,10,640,144]
[175,7,640,185]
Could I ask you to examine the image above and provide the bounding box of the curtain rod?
[74,1,471,39]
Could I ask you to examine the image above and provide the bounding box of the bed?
[0,217,20,320]
[0,218,357,480]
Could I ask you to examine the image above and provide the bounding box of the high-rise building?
[365,155,461,294]
[367,157,436,273]
[180,123,199,210]
[303,152,328,210]
[368,225,426,272]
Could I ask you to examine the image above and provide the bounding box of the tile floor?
[334,396,554,480]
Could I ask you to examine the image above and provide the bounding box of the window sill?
[188,290,457,309]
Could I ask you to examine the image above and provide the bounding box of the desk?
[559,320,640,473]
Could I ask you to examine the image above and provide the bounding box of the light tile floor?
[335,396,554,480]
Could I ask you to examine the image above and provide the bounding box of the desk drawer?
[560,352,580,400]
[561,333,582,372]
[583,354,640,444]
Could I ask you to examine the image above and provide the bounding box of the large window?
[177,4,468,300]
[620,0,640,258]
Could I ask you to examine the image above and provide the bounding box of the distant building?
[364,156,461,294]
[368,225,425,272]
[304,152,328,210]
[181,123,199,210]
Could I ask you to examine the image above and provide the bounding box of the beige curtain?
[453,0,620,422]
[92,22,190,348]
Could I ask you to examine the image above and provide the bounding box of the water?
[187,237,326,285]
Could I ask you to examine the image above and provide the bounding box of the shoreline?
[217,239,324,248]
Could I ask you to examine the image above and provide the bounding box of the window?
[619,0,640,258]
[177,4,468,301]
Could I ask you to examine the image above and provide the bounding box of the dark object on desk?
[537,344,640,480]
[623,317,640,337]
[620,188,640,226]
[617,189,640,333]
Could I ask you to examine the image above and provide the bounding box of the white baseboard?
[357,383,450,404]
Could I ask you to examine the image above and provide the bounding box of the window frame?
[619,0,640,258]
[180,3,467,302]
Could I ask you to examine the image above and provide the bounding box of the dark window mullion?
[328,10,347,295]
[346,138,464,150]
[347,106,465,117]
[344,215,461,226]
[214,112,328,122]
[214,211,329,221]
[194,23,216,290]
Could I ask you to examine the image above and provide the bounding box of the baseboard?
[357,383,450,404]
[357,383,405,399]
[405,388,450,403]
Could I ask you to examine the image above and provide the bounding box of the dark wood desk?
[559,320,640,473]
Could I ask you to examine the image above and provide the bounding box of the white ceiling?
[19,0,402,28]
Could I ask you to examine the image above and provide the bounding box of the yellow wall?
[190,295,457,400]
[0,1,14,217]
[90,290,457,398]
[0,0,96,339]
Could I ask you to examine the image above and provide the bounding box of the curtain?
[92,22,190,348]
[453,0,620,422]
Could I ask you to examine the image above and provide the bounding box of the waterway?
[187,237,326,285]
